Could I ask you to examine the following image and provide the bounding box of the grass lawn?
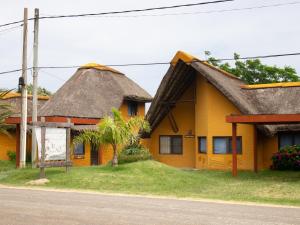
[0,160,299,206]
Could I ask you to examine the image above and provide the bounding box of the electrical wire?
[0,0,233,28]
[39,69,67,82]
[1,52,300,76]
[88,1,300,18]
[0,69,23,75]
[0,24,23,36]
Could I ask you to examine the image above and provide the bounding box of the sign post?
[32,117,73,178]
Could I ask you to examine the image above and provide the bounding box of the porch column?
[232,123,237,177]
[253,125,258,173]
[16,124,20,168]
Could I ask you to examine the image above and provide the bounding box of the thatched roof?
[147,51,300,136]
[72,125,98,131]
[0,93,49,117]
[39,64,152,119]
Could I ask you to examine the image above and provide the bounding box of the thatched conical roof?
[147,51,300,136]
[39,64,152,119]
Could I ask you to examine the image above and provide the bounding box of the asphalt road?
[0,187,299,225]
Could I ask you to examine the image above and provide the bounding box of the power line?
[1,52,300,76]
[0,24,23,35]
[0,68,23,75]
[39,69,67,82]
[0,0,233,28]
[88,1,300,18]
[213,52,300,61]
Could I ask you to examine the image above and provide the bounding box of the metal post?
[20,8,28,168]
[232,123,237,177]
[32,8,39,168]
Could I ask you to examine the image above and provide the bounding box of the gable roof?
[146,51,300,136]
[39,64,152,119]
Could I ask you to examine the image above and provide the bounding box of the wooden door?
[90,144,99,165]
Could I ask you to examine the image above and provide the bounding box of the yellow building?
[145,51,300,170]
[0,92,49,161]
[2,63,152,167]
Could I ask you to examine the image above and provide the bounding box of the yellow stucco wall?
[260,134,278,169]
[72,101,146,166]
[71,142,91,166]
[0,133,16,160]
[149,84,196,168]
[195,75,256,170]
[149,74,279,170]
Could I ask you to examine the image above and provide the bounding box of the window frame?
[127,101,138,116]
[213,136,242,154]
[74,142,85,157]
[198,136,207,154]
[159,135,183,155]
[278,132,300,150]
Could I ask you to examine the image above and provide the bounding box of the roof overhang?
[5,116,100,125]
[226,114,300,125]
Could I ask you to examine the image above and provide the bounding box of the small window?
[159,136,183,154]
[74,143,85,156]
[279,132,300,149]
[198,137,207,153]
[128,101,138,116]
[213,137,242,154]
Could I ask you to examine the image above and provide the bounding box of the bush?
[6,150,16,161]
[118,145,152,164]
[271,145,300,170]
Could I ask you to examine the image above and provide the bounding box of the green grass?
[0,160,299,206]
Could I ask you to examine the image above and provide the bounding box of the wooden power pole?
[32,8,39,168]
[20,8,28,168]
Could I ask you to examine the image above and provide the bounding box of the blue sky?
[1,0,300,97]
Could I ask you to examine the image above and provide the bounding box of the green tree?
[17,84,52,96]
[73,108,150,167]
[0,90,12,135]
[205,51,299,84]
[27,84,52,96]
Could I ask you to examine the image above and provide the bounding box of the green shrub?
[271,145,300,170]
[118,145,152,164]
[6,150,16,161]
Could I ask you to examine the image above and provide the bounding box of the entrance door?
[90,144,99,165]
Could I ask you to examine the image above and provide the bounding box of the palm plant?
[74,108,150,167]
[0,90,12,135]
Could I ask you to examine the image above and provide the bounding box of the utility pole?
[20,8,28,168]
[32,8,39,168]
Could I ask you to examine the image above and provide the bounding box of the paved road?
[0,187,299,225]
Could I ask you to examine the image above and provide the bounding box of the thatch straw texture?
[147,60,300,136]
[39,68,152,119]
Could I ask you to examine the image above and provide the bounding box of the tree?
[205,51,299,84]
[73,108,150,167]
[0,90,12,135]
[17,84,52,96]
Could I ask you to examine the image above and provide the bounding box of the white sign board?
[36,127,67,161]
